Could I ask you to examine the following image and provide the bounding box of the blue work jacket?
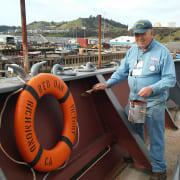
[107,39,176,107]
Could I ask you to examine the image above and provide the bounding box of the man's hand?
[92,83,108,91]
[138,86,153,98]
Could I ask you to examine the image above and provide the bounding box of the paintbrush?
[81,89,94,97]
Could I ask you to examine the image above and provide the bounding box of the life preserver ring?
[14,73,77,172]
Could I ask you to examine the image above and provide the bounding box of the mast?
[98,15,101,69]
[20,0,29,73]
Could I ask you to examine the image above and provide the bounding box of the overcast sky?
[1,0,180,27]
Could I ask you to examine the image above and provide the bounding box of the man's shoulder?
[127,44,138,54]
[152,40,173,61]
[153,39,169,52]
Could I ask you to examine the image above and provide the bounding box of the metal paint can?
[128,100,147,123]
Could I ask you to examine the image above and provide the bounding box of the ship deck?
[116,114,180,180]
[0,64,180,180]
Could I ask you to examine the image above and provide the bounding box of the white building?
[162,22,176,27]
[110,36,135,43]
[0,35,15,44]
[153,22,162,27]
[153,22,176,27]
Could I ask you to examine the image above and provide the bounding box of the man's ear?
[151,29,154,36]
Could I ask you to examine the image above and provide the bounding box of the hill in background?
[27,15,128,38]
[0,15,180,43]
[28,15,127,29]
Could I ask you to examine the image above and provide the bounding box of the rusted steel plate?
[0,76,127,179]
[103,73,178,130]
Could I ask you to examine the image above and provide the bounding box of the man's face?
[134,29,153,50]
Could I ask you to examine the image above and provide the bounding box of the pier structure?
[0,51,126,72]
[0,48,55,56]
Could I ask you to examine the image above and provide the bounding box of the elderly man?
[93,19,176,180]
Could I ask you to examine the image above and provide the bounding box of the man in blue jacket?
[93,19,176,180]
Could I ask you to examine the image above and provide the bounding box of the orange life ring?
[14,73,77,172]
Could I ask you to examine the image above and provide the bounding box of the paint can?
[128,100,147,123]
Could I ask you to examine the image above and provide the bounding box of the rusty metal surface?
[0,69,178,179]
[165,107,179,130]
[0,76,126,179]
[169,60,180,107]
[96,74,152,170]
[0,68,116,93]
[20,0,29,72]
[98,15,101,69]
[103,73,178,130]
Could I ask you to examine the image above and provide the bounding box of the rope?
[42,172,50,180]
[0,79,37,180]
[0,76,80,180]
[73,122,80,149]
[0,88,22,129]
[17,75,26,84]
[42,122,80,180]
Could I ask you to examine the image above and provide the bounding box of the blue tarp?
[176,54,180,59]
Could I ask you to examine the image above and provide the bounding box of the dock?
[0,51,126,72]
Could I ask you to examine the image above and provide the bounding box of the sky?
[1,0,180,27]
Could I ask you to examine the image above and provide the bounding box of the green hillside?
[153,28,180,43]
[28,16,127,30]
[26,18,180,42]
[0,15,180,43]
[27,16,128,38]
